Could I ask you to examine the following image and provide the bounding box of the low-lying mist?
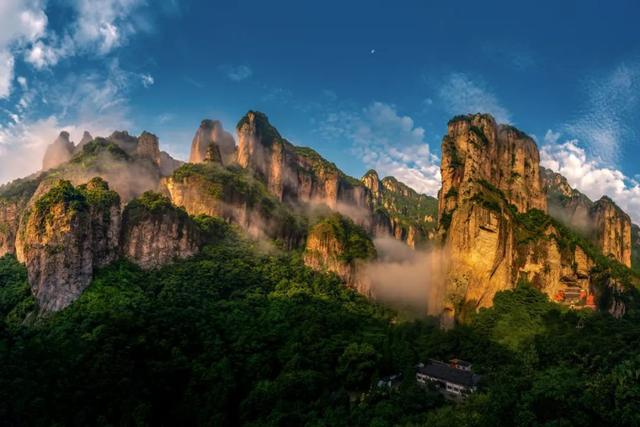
[361,237,447,316]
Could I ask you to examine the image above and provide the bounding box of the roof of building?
[418,361,481,387]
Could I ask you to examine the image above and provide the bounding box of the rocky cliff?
[362,170,437,248]
[303,213,376,294]
[15,179,121,312]
[166,162,306,248]
[42,131,75,171]
[439,114,546,219]
[121,192,201,269]
[437,114,632,320]
[236,112,375,227]
[189,119,236,165]
[541,167,632,267]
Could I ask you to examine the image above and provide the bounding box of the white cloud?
[71,0,147,54]
[319,102,441,196]
[565,62,640,165]
[0,51,15,99]
[541,137,640,224]
[438,73,511,123]
[220,64,253,82]
[141,73,154,88]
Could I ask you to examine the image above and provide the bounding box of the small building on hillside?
[416,359,480,400]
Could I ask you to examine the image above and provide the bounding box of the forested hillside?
[0,219,639,426]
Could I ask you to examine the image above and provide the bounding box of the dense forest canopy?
[0,219,639,426]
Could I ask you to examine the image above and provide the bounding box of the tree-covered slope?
[1,219,640,426]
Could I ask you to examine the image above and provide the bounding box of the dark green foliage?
[295,146,362,187]
[33,179,89,221]
[78,177,120,210]
[308,213,376,262]
[123,191,188,226]
[74,137,129,162]
[0,229,640,425]
[0,175,41,202]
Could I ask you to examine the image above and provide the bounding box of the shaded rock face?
[0,199,28,256]
[16,179,121,312]
[438,114,546,219]
[236,111,374,229]
[541,167,632,267]
[121,193,201,269]
[76,131,93,151]
[136,131,161,166]
[303,213,376,294]
[166,163,305,248]
[159,151,183,176]
[189,120,236,165]
[362,170,438,248]
[42,131,75,171]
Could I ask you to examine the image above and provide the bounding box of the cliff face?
[136,131,161,166]
[541,167,632,267]
[303,213,376,294]
[16,179,121,312]
[236,112,374,228]
[439,114,546,219]
[42,131,75,171]
[121,192,201,269]
[362,170,438,248]
[189,120,236,165]
[436,114,621,320]
[591,197,632,267]
[166,162,305,248]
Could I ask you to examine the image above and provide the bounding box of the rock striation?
[121,192,201,269]
[438,114,546,219]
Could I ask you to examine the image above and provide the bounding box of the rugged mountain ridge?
[362,169,438,248]
[541,167,632,267]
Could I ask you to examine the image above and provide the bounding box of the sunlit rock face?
[236,111,375,228]
[16,179,121,312]
[189,119,236,165]
[436,114,608,320]
[42,131,75,171]
[121,193,201,270]
[438,114,546,219]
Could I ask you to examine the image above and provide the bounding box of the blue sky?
[2,0,640,220]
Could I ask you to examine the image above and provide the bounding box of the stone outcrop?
[189,120,236,165]
[541,167,632,267]
[436,114,612,320]
[159,151,183,176]
[76,131,93,151]
[16,179,121,312]
[136,131,161,165]
[42,131,75,171]
[591,197,631,267]
[439,114,546,219]
[362,170,438,248]
[121,192,201,269]
[303,213,376,294]
[166,162,305,248]
[236,111,374,229]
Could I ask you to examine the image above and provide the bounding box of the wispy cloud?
[318,102,441,195]
[219,64,253,82]
[438,73,511,123]
[541,134,640,224]
[564,61,640,165]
